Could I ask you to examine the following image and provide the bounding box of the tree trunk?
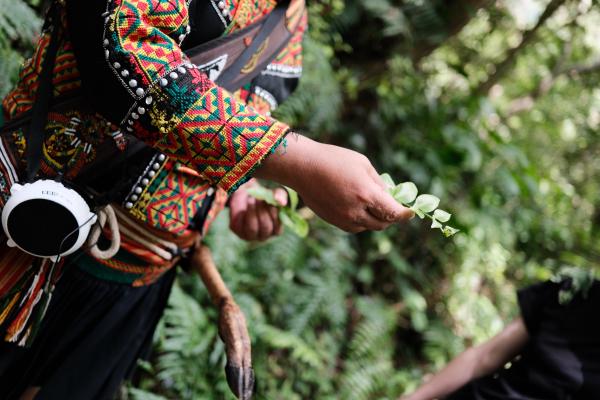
[475,0,566,96]
[412,0,495,64]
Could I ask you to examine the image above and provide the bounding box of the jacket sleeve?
[68,0,289,193]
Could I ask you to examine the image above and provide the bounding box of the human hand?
[228,179,288,241]
[255,134,413,233]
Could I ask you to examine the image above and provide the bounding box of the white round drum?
[1,179,97,260]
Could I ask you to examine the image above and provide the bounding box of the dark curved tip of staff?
[225,363,255,400]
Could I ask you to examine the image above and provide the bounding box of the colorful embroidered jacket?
[0,0,307,345]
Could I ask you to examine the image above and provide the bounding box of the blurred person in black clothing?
[400,273,600,400]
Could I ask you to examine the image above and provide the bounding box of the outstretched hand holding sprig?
[248,174,459,238]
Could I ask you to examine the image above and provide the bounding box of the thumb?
[272,187,288,207]
[368,187,414,222]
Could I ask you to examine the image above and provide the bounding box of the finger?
[367,186,414,222]
[229,191,249,235]
[270,206,283,235]
[351,210,392,232]
[242,197,260,241]
[274,220,283,235]
[273,188,288,207]
[255,201,275,241]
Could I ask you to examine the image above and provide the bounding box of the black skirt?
[0,261,177,400]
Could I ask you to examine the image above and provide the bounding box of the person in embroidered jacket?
[0,0,413,398]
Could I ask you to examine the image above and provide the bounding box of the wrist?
[254,132,315,189]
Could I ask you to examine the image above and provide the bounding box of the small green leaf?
[247,186,278,206]
[442,226,460,237]
[433,209,451,223]
[410,206,425,219]
[279,208,309,238]
[394,182,418,204]
[285,187,299,210]
[380,173,395,189]
[431,219,442,229]
[414,194,440,213]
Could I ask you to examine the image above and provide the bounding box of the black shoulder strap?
[215,0,289,91]
[185,0,299,92]
[24,3,61,182]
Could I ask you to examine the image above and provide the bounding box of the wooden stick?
[189,244,254,400]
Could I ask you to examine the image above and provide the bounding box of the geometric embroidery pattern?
[127,160,214,234]
[227,0,277,34]
[104,0,289,192]
[2,29,82,119]
[104,0,189,93]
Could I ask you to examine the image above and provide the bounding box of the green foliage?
[382,173,459,237]
[4,0,600,399]
[0,0,40,97]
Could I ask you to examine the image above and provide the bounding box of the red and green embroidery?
[103,0,289,192]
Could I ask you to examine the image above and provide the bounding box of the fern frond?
[0,0,41,96]
[256,324,324,369]
[0,0,40,43]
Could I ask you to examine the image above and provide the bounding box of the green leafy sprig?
[246,186,309,238]
[381,174,459,237]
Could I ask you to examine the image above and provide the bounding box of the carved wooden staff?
[189,244,255,400]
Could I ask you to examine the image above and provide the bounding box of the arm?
[400,318,529,400]
[255,134,413,232]
[66,1,412,232]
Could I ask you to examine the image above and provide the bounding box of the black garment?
[0,263,176,400]
[184,0,228,48]
[446,280,600,400]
